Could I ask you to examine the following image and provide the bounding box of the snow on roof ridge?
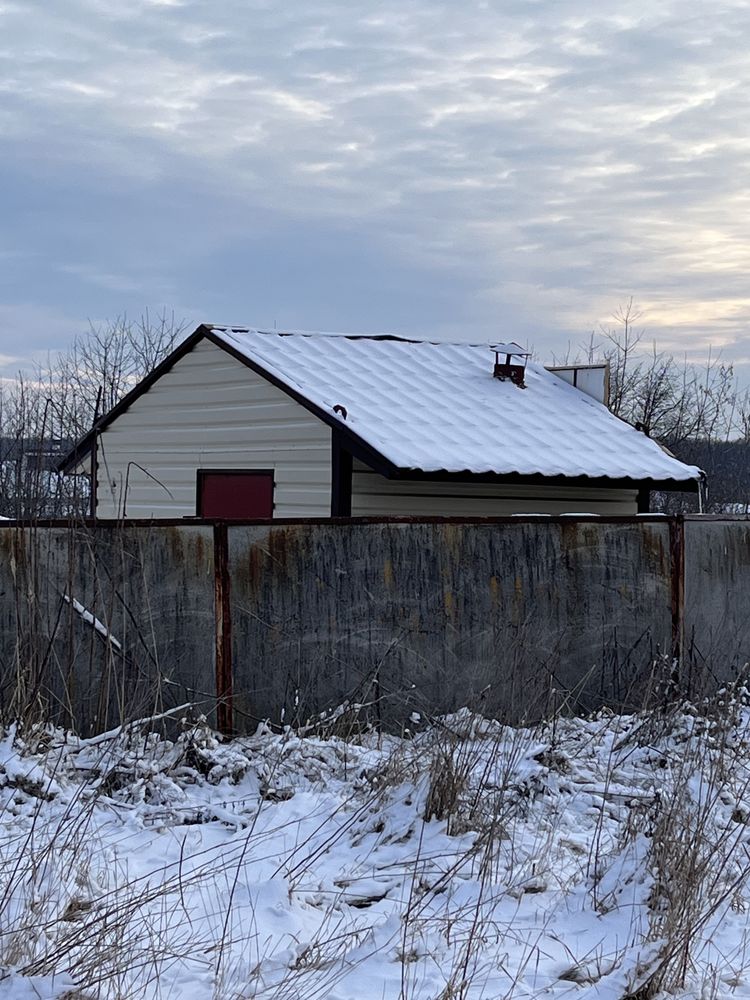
[206,324,521,350]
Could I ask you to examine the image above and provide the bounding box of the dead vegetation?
[2,681,750,997]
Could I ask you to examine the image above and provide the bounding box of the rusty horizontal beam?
[0,514,710,529]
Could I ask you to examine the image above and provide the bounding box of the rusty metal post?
[213,521,233,735]
[669,515,685,670]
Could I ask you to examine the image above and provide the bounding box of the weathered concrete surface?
[229,521,673,727]
[684,518,750,693]
[0,524,215,733]
[4,516,749,735]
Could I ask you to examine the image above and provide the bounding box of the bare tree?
[601,297,647,421]
[576,301,747,512]
[0,310,187,518]
[51,310,186,438]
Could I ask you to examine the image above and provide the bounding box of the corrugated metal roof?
[210,327,701,483]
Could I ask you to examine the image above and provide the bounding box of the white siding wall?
[95,339,332,518]
[350,461,639,515]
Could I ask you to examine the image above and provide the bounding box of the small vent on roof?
[490,343,531,388]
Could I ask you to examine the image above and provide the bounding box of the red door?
[198,470,274,519]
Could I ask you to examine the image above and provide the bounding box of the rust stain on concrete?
[444,589,455,620]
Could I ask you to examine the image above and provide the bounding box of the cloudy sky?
[1,0,749,375]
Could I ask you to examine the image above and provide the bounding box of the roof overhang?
[385,468,701,493]
[57,322,703,493]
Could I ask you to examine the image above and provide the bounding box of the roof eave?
[385,468,702,493]
[55,323,703,494]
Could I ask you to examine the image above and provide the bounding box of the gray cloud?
[1,0,750,372]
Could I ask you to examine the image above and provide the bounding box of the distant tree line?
[0,301,748,518]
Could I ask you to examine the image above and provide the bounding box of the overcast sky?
[2,0,749,376]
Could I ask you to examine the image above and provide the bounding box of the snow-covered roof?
[210,327,701,484]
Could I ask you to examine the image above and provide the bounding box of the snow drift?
[1,699,750,999]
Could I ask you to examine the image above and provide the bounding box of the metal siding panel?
[351,497,636,516]
[350,469,638,516]
[96,339,331,518]
[575,368,608,404]
[550,368,576,388]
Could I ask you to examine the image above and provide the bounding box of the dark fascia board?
[387,468,700,494]
[57,322,702,494]
[0,514,692,528]
[57,325,210,473]
[204,329,396,477]
[57,323,397,479]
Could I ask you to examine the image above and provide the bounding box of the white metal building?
[59,325,702,518]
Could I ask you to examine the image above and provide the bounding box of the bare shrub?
[5,694,750,997]
[635,703,750,995]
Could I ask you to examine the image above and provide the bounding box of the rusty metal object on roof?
[490,344,531,388]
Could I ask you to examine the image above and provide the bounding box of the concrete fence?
[1,516,749,734]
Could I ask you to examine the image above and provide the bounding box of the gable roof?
[59,324,702,488]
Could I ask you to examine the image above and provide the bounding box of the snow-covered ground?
[2,703,750,999]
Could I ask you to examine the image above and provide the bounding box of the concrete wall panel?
[3,517,748,735]
[684,518,750,692]
[228,520,672,727]
[0,524,215,733]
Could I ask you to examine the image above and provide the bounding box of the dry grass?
[3,686,750,997]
